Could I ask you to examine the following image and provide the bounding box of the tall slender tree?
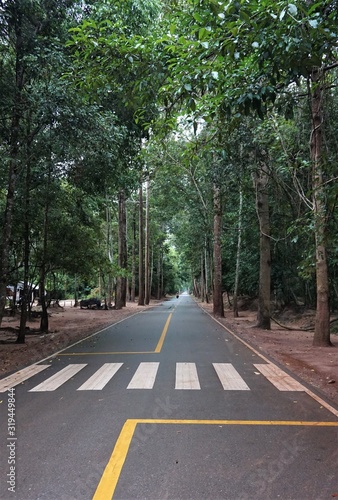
[138,182,145,305]
[144,175,150,304]
[116,189,127,309]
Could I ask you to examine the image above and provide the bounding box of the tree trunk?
[39,161,52,333]
[17,280,29,343]
[17,150,32,343]
[39,124,55,332]
[130,204,136,302]
[204,242,209,303]
[105,201,113,308]
[193,278,200,297]
[116,189,127,309]
[0,9,24,326]
[150,246,154,298]
[74,275,79,307]
[311,70,332,346]
[161,253,164,297]
[122,196,127,306]
[254,164,271,329]
[144,176,150,305]
[157,250,162,300]
[200,253,205,302]
[209,240,213,302]
[213,182,224,317]
[138,183,145,306]
[39,218,49,333]
[39,272,48,333]
[233,189,243,318]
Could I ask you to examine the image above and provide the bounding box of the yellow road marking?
[93,420,137,500]
[93,418,338,499]
[132,419,338,426]
[59,313,172,356]
[59,351,154,356]
[154,313,172,353]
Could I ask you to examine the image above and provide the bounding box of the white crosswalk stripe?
[77,363,123,391]
[127,362,159,389]
[213,363,250,390]
[29,364,87,392]
[175,362,200,390]
[0,364,50,392]
[0,362,306,393]
[254,363,304,391]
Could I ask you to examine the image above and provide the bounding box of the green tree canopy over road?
[0,0,338,346]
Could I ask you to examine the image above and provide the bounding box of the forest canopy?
[0,0,337,346]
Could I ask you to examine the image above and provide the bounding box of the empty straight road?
[0,293,337,499]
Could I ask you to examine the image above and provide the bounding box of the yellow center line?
[59,312,172,356]
[59,351,155,356]
[154,313,172,353]
[93,418,338,499]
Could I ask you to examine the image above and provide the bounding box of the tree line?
[0,0,337,347]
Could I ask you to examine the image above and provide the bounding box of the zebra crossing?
[0,361,305,393]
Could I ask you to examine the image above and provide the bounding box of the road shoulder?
[197,301,338,405]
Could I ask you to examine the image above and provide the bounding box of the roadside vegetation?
[0,0,338,347]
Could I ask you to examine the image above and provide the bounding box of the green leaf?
[188,98,196,111]
[308,2,324,15]
[239,10,251,23]
[193,12,203,23]
[199,28,207,40]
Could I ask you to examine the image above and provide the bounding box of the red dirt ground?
[198,301,337,404]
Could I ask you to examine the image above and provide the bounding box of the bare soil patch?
[0,301,161,376]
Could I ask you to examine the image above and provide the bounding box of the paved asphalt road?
[0,293,337,500]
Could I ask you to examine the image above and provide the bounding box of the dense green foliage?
[0,0,338,343]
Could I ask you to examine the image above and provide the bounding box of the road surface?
[0,293,337,499]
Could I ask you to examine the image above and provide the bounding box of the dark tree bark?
[144,176,150,305]
[39,273,49,333]
[156,250,162,300]
[204,244,208,302]
[0,5,24,326]
[39,218,49,333]
[193,278,200,298]
[130,203,137,302]
[311,70,332,346]
[17,147,32,343]
[233,189,243,318]
[200,253,205,302]
[254,163,271,329]
[213,182,224,317]
[116,189,127,309]
[39,154,53,333]
[138,183,145,306]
